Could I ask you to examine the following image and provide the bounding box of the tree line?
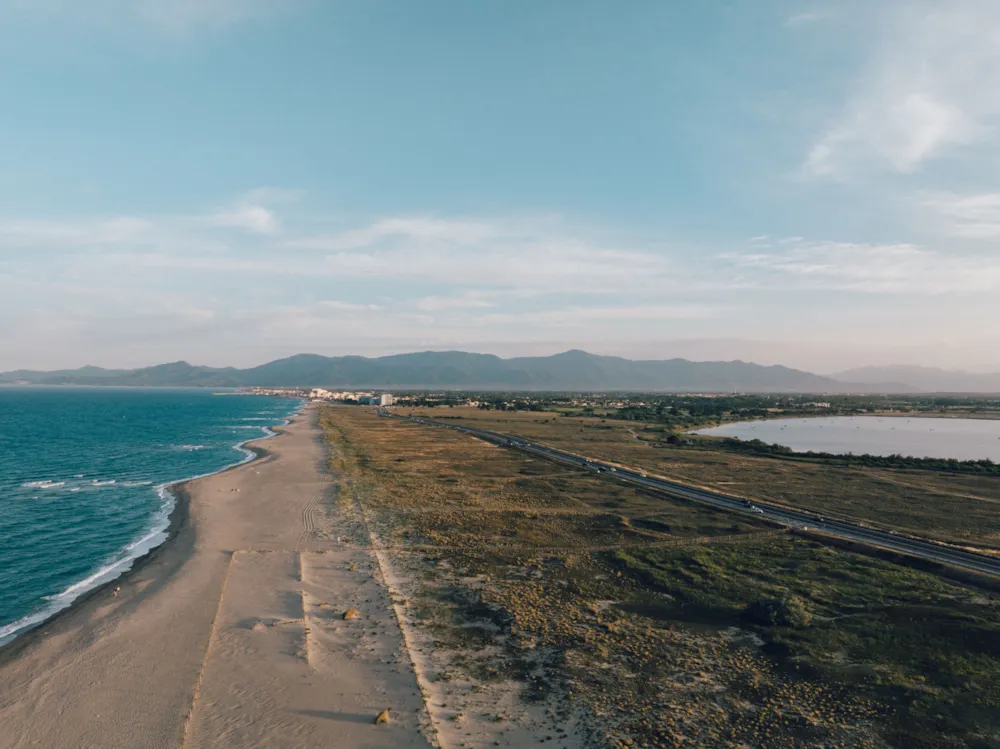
[714,438,1000,475]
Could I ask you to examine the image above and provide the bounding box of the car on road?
[749,505,764,514]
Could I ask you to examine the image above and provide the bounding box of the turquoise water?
[0,387,301,646]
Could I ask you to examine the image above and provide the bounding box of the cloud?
[415,291,500,311]
[7,192,1000,370]
[205,187,298,234]
[727,237,1000,293]
[0,216,152,247]
[806,1,1000,176]
[920,190,1000,238]
[283,215,681,294]
[0,187,292,256]
[208,205,279,234]
[250,299,724,353]
[784,10,832,28]
[317,300,381,311]
[288,216,499,253]
[471,304,724,327]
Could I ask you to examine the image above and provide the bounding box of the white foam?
[91,479,116,486]
[0,498,173,647]
[21,480,65,489]
[0,401,303,649]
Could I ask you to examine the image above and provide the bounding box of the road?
[380,411,1000,579]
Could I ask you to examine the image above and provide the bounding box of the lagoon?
[693,416,1000,462]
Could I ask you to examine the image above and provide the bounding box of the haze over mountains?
[0,350,939,393]
[831,366,1000,394]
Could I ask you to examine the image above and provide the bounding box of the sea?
[694,416,1000,462]
[0,387,301,647]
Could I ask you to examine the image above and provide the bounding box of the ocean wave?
[0,495,174,647]
[0,399,303,648]
[175,445,206,451]
[21,480,66,489]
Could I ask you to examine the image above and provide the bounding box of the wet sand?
[0,405,434,749]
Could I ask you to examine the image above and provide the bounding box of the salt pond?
[693,416,1000,462]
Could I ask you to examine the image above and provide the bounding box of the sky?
[2,0,1000,374]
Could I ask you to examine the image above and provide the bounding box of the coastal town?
[243,387,397,406]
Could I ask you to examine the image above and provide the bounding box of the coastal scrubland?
[397,407,1000,551]
[322,405,1000,749]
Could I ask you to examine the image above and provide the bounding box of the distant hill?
[832,365,1000,394]
[0,350,909,393]
[0,365,132,384]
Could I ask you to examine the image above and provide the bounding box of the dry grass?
[325,406,1000,749]
[399,407,1000,549]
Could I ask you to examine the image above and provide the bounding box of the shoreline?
[1,401,435,749]
[0,407,301,656]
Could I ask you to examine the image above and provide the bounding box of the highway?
[379,410,1000,579]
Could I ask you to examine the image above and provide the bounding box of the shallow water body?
[694,416,1000,462]
[0,387,300,645]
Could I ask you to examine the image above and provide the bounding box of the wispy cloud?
[317,300,382,312]
[287,216,500,253]
[208,205,279,235]
[920,190,1000,238]
[728,237,1000,294]
[0,216,152,247]
[205,187,297,234]
[283,215,681,293]
[471,304,724,326]
[805,1,1000,176]
[414,290,503,312]
[784,10,832,28]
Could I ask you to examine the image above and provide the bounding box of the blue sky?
[2,0,1000,373]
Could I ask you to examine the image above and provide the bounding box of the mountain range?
[0,350,932,393]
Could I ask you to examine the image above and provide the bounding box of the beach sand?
[0,405,434,749]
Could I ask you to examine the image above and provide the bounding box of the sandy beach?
[0,405,434,749]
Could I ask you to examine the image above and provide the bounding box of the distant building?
[380,394,396,407]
